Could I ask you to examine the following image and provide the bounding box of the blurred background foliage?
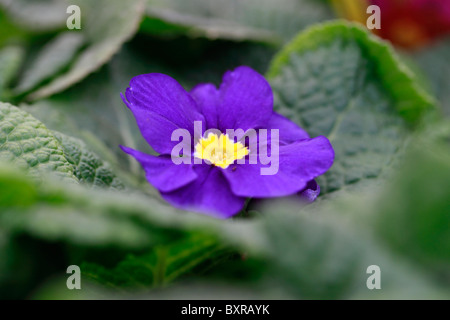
[0,0,449,299]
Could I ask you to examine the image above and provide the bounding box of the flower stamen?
[194,133,249,169]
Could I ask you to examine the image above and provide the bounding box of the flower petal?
[266,112,310,145]
[122,73,205,154]
[298,179,320,203]
[120,146,197,192]
[222,136,334,197]
[161,165,246,219]
[190,67,273,132]
[217,66,273,132]
[190,83,220,130]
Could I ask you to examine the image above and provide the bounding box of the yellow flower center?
[194,133,249,169]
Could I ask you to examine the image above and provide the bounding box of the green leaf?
[266,22,434,195]
[0,9,29,47]
[0,102,76,180]
[14,32,85,95]
[0,162,151,298]
[144,0,333,43]
[413,38,450,118]
[0,45,24,99]
[0,207,153,249]
[0,155,259,254]
[82,233,227,289]
[0,228,9,283]
[0,0,69,32]
[27,65,154,179]
[257,200,448,299]
[0,101,120,190]
[2,154,447,299]
[0,159,255,297]
[22,101,123,176]
[255,123,450,299]
[0,162,153,249]
[373,122,450,272]
[53,132,125,190]
[23,0,145,101]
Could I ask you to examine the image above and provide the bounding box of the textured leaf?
[144,0,333,43]
[0,102,76,180]
[53,132,124,190]
[267,22,434,195]
[28,66,153,179]
[24,0,145,100]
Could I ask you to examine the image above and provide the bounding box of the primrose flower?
[120,66,334,218]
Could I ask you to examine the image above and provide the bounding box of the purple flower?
[120,66,334,218]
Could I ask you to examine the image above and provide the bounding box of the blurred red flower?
[333,0,450,49]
